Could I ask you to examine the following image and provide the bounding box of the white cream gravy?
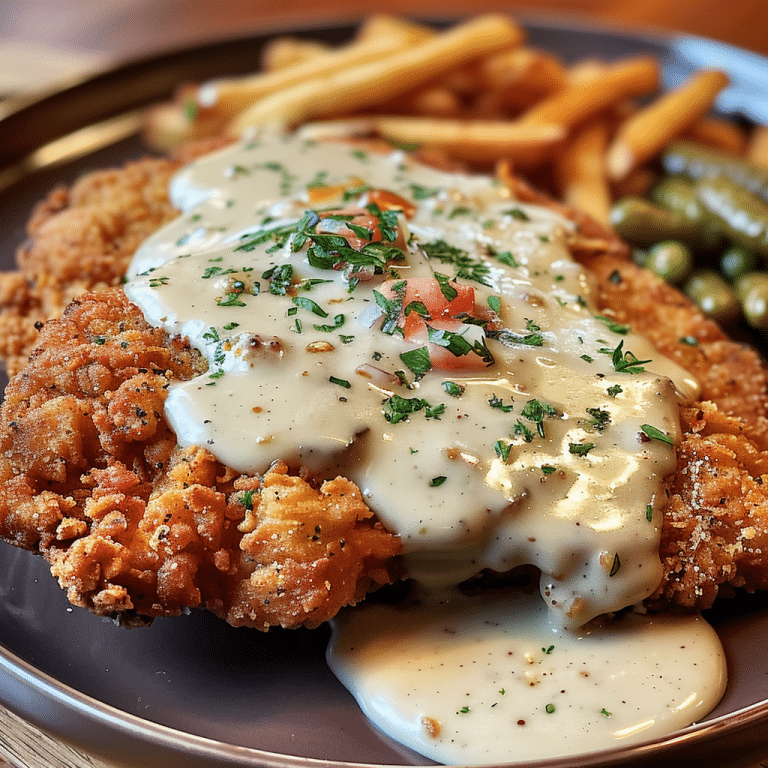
[329,587,726,765]
[124,132,725,763]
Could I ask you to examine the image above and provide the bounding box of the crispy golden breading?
[582,254,768,609]
[0,290,401,628]
[2,148,768,625]
[0,139,230,377]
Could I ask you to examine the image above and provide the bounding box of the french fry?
[682,116,748,156]
[606,68,730,180]
[519,56,660,128]
[227,14,526,134]
[371,116,565,165]
[566,59,608,84]
[610,167,658,200]
[746,125,768,168]
[353,14,435,45]
[260,37,331,73]
[198,17,431,124]
[474,48,567,115]
[554,118,612,226]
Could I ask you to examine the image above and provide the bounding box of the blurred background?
[2,0,767,97]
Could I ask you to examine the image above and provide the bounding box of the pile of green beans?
[610,138,768,330]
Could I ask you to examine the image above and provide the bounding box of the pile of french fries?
[144,13,768,228]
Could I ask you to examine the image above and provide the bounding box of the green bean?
[648,176,722,253]
[734,271,768,301]
[661,139,768,205]
[720,246,758,281]
[683,269,741,324]
[646,240,693,284]
[741,282,768,330]
[695,176,768,259]
[610,197,702,249]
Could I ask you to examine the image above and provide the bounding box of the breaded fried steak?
[0,134,767,630]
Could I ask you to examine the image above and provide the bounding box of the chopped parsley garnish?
[595,314,630,335]
[410,183,440,199]
[640,424,674,445]
[600,708,612,718]
[585,407,611,432]
[494,439,512,462]
[442,380,465,397]
[607,340,652,374]
[520,398,558,438]
[404,300,430,319]
[427,325,494,366]
[421,239,492,286]
[429,476,447,487]
[487,295,501,313]
[607,384,623,398]
[488,394,514,412]
[329,376,351,389]
[541,465,556,475]
[545,703,556,714]
[382,395,444,424]
[569,442,597,456]
[262,263,293,295]
[240,489,255,510]
[487,326,544,348]
[542,645,555,654]
[493,248,519,268]
[505,207,530,221]
[433,271,458,302]
[314,314,346,332]
[373,287,405,336]
[646,503,654,522]
[513,420,535,443]
[400,346,432,379]
[216,292,246,307]
[292,296,328,317]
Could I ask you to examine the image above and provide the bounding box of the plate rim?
[2,14,768,768]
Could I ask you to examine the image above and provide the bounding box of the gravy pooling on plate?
[123,132,725,762]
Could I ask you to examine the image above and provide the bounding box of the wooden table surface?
[1,0,768,766]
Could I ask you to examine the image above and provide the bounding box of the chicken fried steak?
[0,139,767,631]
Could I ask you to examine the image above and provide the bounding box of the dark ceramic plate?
[2,16,768,768]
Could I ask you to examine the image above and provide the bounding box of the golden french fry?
[260,37,331,73]
[519,56,660,128]
[606,69,730,180]
[566,59,607,84]
[198,19,430,123]
[372,116,565,165]
[554,118,611,226]
[405,87,464,118]
[228,14,526,134]
[474,48,567,115]
[353,14,435,44]
[610,167,658,200]
[747,125,768,169]
[682,116,748,155]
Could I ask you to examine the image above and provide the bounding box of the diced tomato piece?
[381,277,474,338]
[380,277,488,371]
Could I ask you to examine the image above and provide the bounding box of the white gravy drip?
[123,134,724,763]
[329,587,727,765]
